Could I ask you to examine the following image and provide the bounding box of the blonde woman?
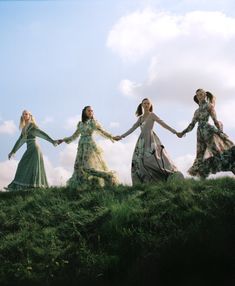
[7,110,57,191]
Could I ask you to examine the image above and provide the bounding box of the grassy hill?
[0,178,234,286]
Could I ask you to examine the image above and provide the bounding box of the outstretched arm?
[32,125,57,145]
[8,134,26,159]
[152,113,177,134]
[119,117,141,139]
[180,110,198,136]
[63,125,80,144]
[95,120,115,142]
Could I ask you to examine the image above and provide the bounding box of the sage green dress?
[7,123,56,191]
[63,119,118,189]
[120,112,181,185]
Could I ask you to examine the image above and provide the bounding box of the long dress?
[63,118,118,189]
[120,112,180,185]
[181,100,234,178]
[7,123,56,191]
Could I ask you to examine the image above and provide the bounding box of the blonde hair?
[19,110,37,137]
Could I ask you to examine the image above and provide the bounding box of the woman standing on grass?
[114,98,183,185]
[7,110,57,191]
[177,89,234,178]
[57,106,118,189]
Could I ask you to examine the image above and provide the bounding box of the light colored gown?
[7,123,56,191]
[63,119,118,189]
[120,112,179,185]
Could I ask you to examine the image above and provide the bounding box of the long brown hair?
[135,98,153,116]
[82,106,93,122]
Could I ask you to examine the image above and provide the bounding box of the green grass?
[0,178,234,286]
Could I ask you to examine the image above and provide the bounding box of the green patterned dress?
[7,123,56,191]
[181,101,234,178]
[63,119,118,189]
[120,112,181,185]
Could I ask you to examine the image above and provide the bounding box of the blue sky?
[1,0,235,188]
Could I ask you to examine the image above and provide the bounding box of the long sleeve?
[95,120,114,142]
[63,123,80,144]
[152,113,177,134]
[208,104,222,131]
[31,126,56,145]
[181,111,198,135]
[10,134,26,154]
[120,117,141,138]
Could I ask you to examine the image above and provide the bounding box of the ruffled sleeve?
[63,122,81,144]
[94,120,114,142]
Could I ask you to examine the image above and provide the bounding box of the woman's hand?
[56,139,64,145]
[8,152,13,160]
[113,136,122,141]
[176,132,184,138]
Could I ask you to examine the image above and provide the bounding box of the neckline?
[140,113,151,124]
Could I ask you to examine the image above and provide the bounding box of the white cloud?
[64,115,80,130]
[0,120,17,135]
[44,156,71,186]
[119,79,142,97]
[174,153,194,177]
[108,9,235,105]
[0,159,18,190]
[98,136,137,185]
[58,143,77,169]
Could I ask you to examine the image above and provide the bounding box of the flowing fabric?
[121,112,181,185]
[63,119,118,189]
[182,101,234,178]
[7,123,56,191]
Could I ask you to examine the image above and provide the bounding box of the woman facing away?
[7,110,57,191]
[114,98,183,185]
[57,106,118,189]
[177,88,234,178]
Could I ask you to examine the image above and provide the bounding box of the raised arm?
[208,103,222,131]
[120,117,141,138]
[152,113,177,134]
[181,110,198,136]
[94,120,114,142]
[9,134,26,158]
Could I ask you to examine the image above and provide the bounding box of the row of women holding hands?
[6,88,235,191]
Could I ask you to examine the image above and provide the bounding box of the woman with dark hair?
[178,89,234,178]
[57,106,118,189]
[7,110,57,191]
[114,98,182,185]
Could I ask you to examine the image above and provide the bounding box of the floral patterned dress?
[120,112,180,185]
[63,119,118,189]
[181,100,234,178]
[7,123,56,191]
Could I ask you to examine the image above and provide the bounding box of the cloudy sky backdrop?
[1,0,235,189]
